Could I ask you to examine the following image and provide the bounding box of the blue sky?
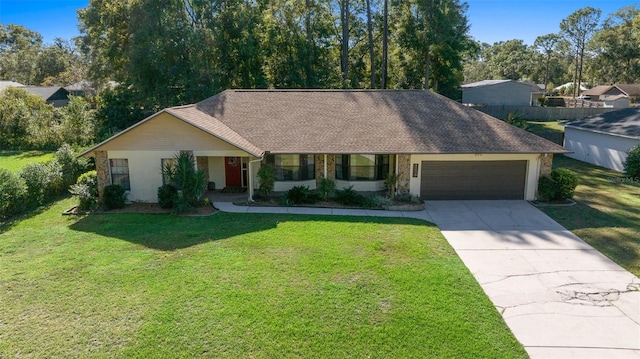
[0,0,637,45]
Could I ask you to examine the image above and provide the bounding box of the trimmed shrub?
[158,184,178,209]
[285,185,320,205]
[318,177,335,201]
[257,165,276,198]
[624,145,640,179]
[538,168,579,202]
[69,171,98,211]
[334,186,374,207]
[0,168,27,220]
[103,184,126,210]
[19,162,52,208]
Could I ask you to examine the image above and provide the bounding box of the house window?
[335,154,389,181]
[161,158,176,185]
[265,154,315,181]
[109,159,130,190]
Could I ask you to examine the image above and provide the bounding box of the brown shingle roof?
[165,106,263,157]
[166,89,566,154]
[616,84,640,96]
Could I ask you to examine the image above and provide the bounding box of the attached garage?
[420,160,527,200]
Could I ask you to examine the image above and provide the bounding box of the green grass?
[542,156,640,276]
[0,198,526,358]
[0,150,54,172]
[525,120,564,134]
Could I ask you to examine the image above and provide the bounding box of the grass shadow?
[0,196,67,234]
[69,211,434,251]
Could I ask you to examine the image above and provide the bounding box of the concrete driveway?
[425,200,640,359]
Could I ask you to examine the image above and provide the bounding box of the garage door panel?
[420,161,526,200]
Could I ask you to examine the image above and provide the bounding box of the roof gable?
[563,107,640,139]
[24,86,69,101]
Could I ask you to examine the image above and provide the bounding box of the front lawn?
[0,198,526,358]
[0,150,54,172]
[542,156,640,276]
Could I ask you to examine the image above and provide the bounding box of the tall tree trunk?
[305,0,313,87]
[572,49,579,98]
[424,50,430,90]
[366,0,375,88]
[381,0,388,89]
[577,42,585,98]
[544,54,550,93]
[423,0,435,90]
[341,0,350,87]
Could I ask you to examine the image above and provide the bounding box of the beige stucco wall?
[95,112,248,155]
[564,127,639,172]
[408,153,541,200]
[462,82,535,106]
[106,151,252,202]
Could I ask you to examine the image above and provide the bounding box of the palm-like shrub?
[161,152,207,213]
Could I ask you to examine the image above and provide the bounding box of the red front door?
[224,157,242,187]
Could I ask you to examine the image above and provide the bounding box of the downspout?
[248,155,264,202]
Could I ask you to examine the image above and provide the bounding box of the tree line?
[464,5,640,96]
[1,2,639,150]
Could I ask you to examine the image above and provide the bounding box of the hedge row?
[0,144,90,221]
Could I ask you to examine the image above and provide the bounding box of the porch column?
[196,156,210,184]
[397,154,411,194]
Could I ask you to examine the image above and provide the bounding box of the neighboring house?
[0,80,25,92]
[80,90,567,202]
[65,81,96,97]
[563,107,640,171]
[24,86,70,107]
[461,80,544,106]
[581,84,640,104]
[603,95,630,109]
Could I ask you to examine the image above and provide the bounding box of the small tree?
[161,152,207,213]
[624,145,640,179]
[318,177,336,201]
[384,172,400,199]
[257,165,276,198]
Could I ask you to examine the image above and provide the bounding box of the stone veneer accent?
[397,154,411,193]
[197,156,209,183]
[326,154,336,180]
[95,151,110,199]
[315,154,337,185]
[540,153,553,177]
[315,154,325,186]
